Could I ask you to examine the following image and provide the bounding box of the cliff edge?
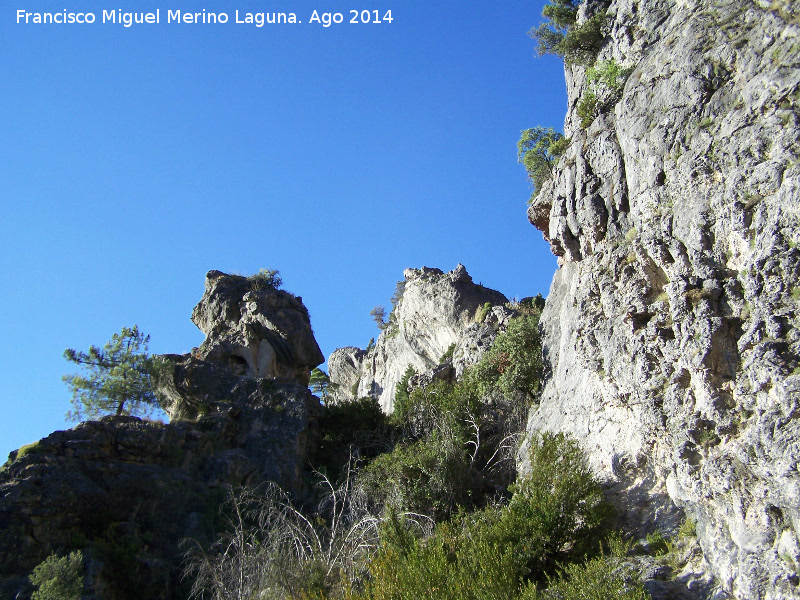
[523,0,800,597]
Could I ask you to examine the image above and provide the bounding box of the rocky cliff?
[328,264,509,412]
[0,271,323,600]
[523,0,800,598]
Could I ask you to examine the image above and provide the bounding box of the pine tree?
[63,325,164,421]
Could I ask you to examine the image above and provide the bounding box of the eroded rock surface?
[522,1,800,598]
[0,271,323,600]
[329,264,508,412]
[158,270,324,420]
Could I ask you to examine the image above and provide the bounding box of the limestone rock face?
[0,271,323,600]
[158,270,324,420]
[523,1,800,598]
[329,265,508,412]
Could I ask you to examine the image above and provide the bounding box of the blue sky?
[0,0,566,460]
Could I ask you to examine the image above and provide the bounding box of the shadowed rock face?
[0,271,323,600]
[328,264,508,413]
[521,0,800,597]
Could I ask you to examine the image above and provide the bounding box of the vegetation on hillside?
[183,302,653,600]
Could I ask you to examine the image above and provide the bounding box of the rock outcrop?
[522,0,800,598]
[329,264,508,412]
[0,271,323,600]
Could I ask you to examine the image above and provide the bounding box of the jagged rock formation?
[523,0,800,598]
[328,264,508,412]
[0,271,323,600]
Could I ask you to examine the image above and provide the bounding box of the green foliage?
[476,301,493,324]
[645,530,674,557]
[310,367,337,400]
[491,432,612,579]
[521,551,649,600]
[518,128,567,202]
[678,517,697,539]
[370,305,388,329]
[352,432,613,599]
[29,551,85,600]
[577,60,632,128]
[390,365,417,424]
[577,89,599,128]
[530,1,608,66]
[248,268,283,290]
[314,396,391,479]
[358,430,474,521]
[439,343,456,364]
[365,337,375,353]
[63,325,165,422]
[16,441,42,460]
[466,313,544,402]
[353,514,520,600]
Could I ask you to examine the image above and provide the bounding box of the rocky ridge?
[0,271,323,600]
[522,0,800,598]
[328,264,509,412]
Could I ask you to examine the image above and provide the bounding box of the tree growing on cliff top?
[63,325,164,422]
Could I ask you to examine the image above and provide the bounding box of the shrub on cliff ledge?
[247,268,283,291]
[518,128,567,203]
[529,0,608,66]
[466,312,545,402]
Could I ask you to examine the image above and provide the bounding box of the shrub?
[518,128,567,202]
[352,432,613,598]
[521,551,649,599]
[390,365,417,424]
[439,343,456,364]
[476,301,493,323]
[16,441,42,460]
[357,426,474,521]
[353,515,520,600]
[577,59,632,128]
[492,432,612,580]
[530,2,608,66]
[466,313,544,402]
[29,551,85,600]
[314,396,392,479]
[248,268,283,291]
[184,473,383,600]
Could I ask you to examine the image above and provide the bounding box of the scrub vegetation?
[183,304,651,600]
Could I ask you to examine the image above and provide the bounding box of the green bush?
[314,396,391,478]
[29,551,85,600]
[521,552,649,599]
[352,515,520,600]
[494,432,612,579]
[16,441,42,460]
[577,59,632,128]
[518,128,567,202]
[577,89,599,128]
[357,427,474,521]
[248,268,283,290]
[530,1,608,66]
[476,301,493,324]
[466,313,544,402]
[351,432,613,599]
[439,343,456,364]
[390,365,417,424]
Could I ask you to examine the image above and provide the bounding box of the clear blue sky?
[0,0,566,461]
